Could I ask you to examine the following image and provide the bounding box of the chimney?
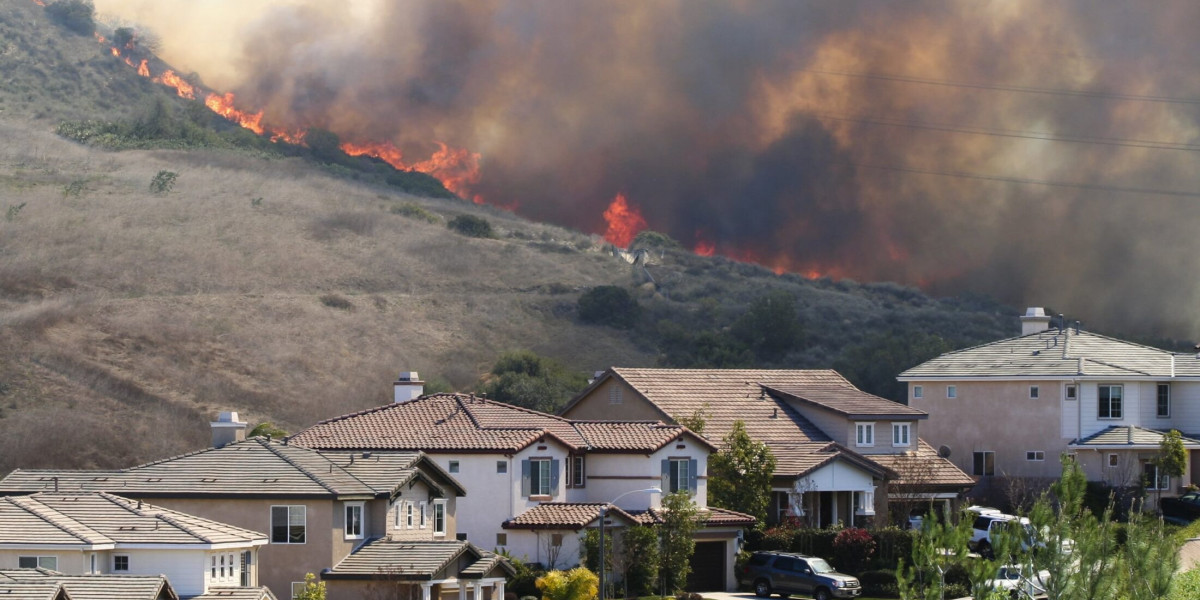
[1020,307,1052,336]
[210,411,248,448]
[394,371,425,403]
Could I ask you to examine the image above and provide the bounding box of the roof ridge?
[9,495,111,546]
[98,493,222,544]
[261,440,342,496]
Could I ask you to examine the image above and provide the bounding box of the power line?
[800,67,1200,105]
[810,112,1200,152]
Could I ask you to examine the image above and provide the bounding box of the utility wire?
[799,67,1200,105]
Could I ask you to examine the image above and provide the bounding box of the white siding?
[121,550,206,597]
[1171,383,1200,432]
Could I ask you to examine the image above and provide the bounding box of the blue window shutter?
[661,459,671,492]
[689,459,698,494]
[550,459,561,496]
[521,459,531,497]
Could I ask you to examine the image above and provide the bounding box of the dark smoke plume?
[100,0,1200,335]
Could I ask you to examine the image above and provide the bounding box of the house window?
[855,490,875,515]
[1065,385,1077,400]
[525,458,555,497]
[1030,386,1039,399]
[1107,453,1120,467]
[19,556,57,570]
[497,460,508,474]
[947,385,957,399]
[568,455,586,488]
[393,501,402,528]
[291,582,306,600]
[664,457,696,494]
[1026,451,1045,461]
[1157,383,1170,418]
[210,553,238,583]
[551,533,564,547]
[419,501,427,528]
[1098,385,1123,419]
[344,502,364,539]
[449,460,460,473]
[609,386,622,404]
[90,554,96,574]
[912,385,923,399]
[407,502,414,528]
[497,533,507,546]
[891,423,911,447]
[972,451,995,476]
[856,422,875,447]
[114,555,129,571]
[1144,462,1170,490]
[433,500,446,536]
[271,505,306,544]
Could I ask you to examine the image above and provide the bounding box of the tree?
[674,405,708,435]
[834,331,953,402]
[729,290,803,361]
[708,420,775,526]
[248,422,287,439]
[45,0,95,35]
[479,350,589,413]
[1157,429,1187,496]
[304,128,344,164]
[294,573,326,600]
[535,568,598,600]
[658,491,699,594]
[577,286,640,329]
[615,525,659,598]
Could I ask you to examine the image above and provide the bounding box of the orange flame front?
[204,92,265,136]
[602,193,648,247]
[341,140,483,202]
[693,230,716,256]
[153,70,195,99]
[136,59,150,78]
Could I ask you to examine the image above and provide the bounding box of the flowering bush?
[832,527,875,574]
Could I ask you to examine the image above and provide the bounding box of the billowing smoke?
[98,0,1200,335]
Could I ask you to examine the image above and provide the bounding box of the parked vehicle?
[970,512,1036,558]
[740,551,862,600]
[984,564,1051,599]
[1160,491,1200,524]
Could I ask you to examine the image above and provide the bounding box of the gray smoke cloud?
[98,0,1200,336]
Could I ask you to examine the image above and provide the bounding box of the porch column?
[495,580,505,600]
[849,493,855,528]
[831,492,838,526]
[473,582,483,600]
[459,581,468,600]
[421,583,433,600]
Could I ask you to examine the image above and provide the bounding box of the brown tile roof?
[0,492,266,547]
[322,540,514,580]
[1071,425,1200,448]
[502,503,638,530]
[0,572,178,600]
[189,587,278,600]
[867,441,975,489]
[628,507,756,528]
[771,443,894,479]
[0,440,463,500]
[288,393,713,454]
[764,384,926,419]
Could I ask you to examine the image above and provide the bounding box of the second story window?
[567,455,586,488]
[344,502,364,539]
[947,385,957,399]
[1157,383,1171,418]
[448,460,460,473]
[433,500,446,536]
[114,555,129,571]
[407,502,414,528]
[856,422,875,447]
[912,385,923,399]
[523,458,558,497]
[1029,386,1039,399]
[973,451,995,476]
[663,458,697,494]
[419,501,427,528]
[18,556,57,570]
[271,505,306,544]
[1065,384,1077,400]
[891,423,910,447]
[1098,385,1123,419]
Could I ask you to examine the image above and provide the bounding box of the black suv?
[739,551,862,600]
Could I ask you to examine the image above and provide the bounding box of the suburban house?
[0,569,184,600]
[286,387,752,592]
[0,427,510,600]
[559,368,974,526]
[0,491,268,598]
[901,307,1200,497]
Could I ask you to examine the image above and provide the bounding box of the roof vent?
[1020,307,1052,335]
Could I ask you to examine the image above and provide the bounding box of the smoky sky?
[98,0,1200,336]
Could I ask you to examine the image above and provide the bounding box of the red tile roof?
[764,384,926,419]
[867,441,976,488]
[629,507,756,528]
[288,393,713,454]
[502,503,638,530]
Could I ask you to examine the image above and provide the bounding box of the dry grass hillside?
[0,0,1022,475]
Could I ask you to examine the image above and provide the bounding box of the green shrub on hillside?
[149,171,177,195]
[389,202,440,223]
[577,285,640,329]
[447,214,494,238]
[384,171,455,198]
[45,0,95,35]
[479,350,588,413]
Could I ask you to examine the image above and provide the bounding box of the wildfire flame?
[94,33,106,44]
[693,231,716,257]
[204,92,265,136]
[135,59,149,78]
[152,70,194,99]
[110,47,119,57]
[602,193,647,247]
[340,140,483,202]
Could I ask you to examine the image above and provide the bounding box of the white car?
[970,512,1036,557]
[985,564,1050,599]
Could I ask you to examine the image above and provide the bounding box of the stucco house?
[0,491,267,598]
[286,389,752,592]
[0,570,186,600]
[0,435,509,600]
[560,368,973,526]
[901,307,1200,498]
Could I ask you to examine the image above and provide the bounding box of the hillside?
[0,0,1020,475]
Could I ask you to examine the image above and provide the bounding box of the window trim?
[891,422,911,447]
[529,457,553,497]
[1029,385,1039,399]
[344,501,365,540]
[1098,384,1123,420]
[912,385,923,399]
[497,460,508,474]
[973,450,995,476]
[667,457,692,494]
[1065,384,1077,401]
[1026,451,1045,462]
[432,499,447,537]
[947,385,957,399]
[18,556,58,570]
[1157,383,1171,418]
[419,501,427,529]
[448,460,460,474]
[394,501,403,528]
[1107,453,1119,468]
[856,422,875,448]
[271,505,307,545]
[113,555,130,572]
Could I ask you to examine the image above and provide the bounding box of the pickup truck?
[1161,491,1200,524]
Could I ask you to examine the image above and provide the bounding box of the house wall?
[384,480,451,542]
[562,379,666,422]
[572,441,709,509]
[121,550,206,596]
[0,550,87,573]
[505,529,584,570]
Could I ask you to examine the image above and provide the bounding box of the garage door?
[686,541,726,592]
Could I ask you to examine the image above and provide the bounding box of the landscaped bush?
[833,528,875,574]
[871,527,915,569]
[447,214,495,238]
[789,528,837,560]
[857,569,899,597]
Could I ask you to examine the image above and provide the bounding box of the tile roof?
[0,581,70,600]
[0,572,177,600]
[0,440,462,500]
[899,328,1200,379]
[764,385,926,419]
[188,587,278,600]
[287,394,711,454]
[866,441,976,489]
[0,492,266,547]
[502,503,638,530]
[1070,426,1200,448]
[628,507,756,528]
[322,540,513,580]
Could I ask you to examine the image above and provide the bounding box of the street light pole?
[598,487,661,600]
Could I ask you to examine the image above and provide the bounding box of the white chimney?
[394,371,425,403]
[211,411,248,448]
[1020,307,1052,336]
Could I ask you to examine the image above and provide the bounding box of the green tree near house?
[708,420,776,526]
[479,350,589,413]
[1157,429,1187,496]
[658,490,700,594]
